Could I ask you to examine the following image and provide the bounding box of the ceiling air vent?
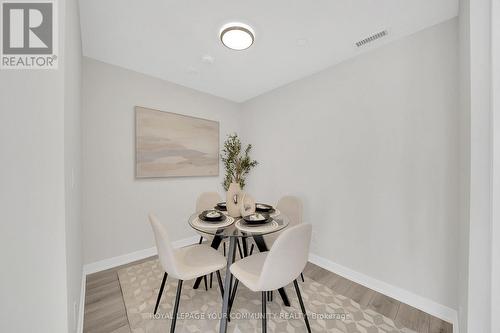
[355,30,388,47]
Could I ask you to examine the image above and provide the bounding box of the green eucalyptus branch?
[221,133,258,191]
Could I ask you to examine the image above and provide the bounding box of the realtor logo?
[1,0,58,69]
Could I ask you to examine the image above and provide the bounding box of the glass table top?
[188,210,289,238]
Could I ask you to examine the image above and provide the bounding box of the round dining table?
[188,209,290,333]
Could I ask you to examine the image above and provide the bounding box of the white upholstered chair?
[262,196,306,283]
[196,192,222,214]
[277,195,303,226]
[195,191,223,250]
[229,224,312,333]
[149,214,226,332]
[196,191,244,259]
[264,196,303,246]
[195,192,241,289]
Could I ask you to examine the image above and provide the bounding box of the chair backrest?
[276,196,303,227]
[258,224,312,291]
[148,214,181,278]
[196,192,223,213]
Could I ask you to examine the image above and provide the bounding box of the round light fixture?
[219,22,255,51]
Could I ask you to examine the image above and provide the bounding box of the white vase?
[239,192,256,217]
[226,182,242,217]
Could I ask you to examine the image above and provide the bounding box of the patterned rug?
[118,259,416,333]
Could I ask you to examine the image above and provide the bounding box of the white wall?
[458,0,471,331]
[461,0,494,332]
[492,2,500,331]
[241,19,459,310]
[64,0,84,331]
[0,5,68,333]
[0,1,84,332]
[82,58,241,264]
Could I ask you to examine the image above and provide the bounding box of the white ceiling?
[79,0,458,103]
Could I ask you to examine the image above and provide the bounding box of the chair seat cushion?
[230,252,268,292]
[174,244,226,280]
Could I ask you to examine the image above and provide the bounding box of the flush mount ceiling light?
[219,23,255,51]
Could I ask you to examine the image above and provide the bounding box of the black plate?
[215,202,227,211]
[199,210,225,222]
[239,218,273,228]
[255,203,274,213]
[243,212,271,225]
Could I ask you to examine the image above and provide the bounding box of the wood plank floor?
[83,257,453,333]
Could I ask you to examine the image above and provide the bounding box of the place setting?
[255,202,280,216]
[235,212,278,233]
[234,202,283,234]
[214,202,227,211]
[191,208,235,230]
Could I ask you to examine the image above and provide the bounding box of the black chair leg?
[228,279,239,316]
[249,243,254,255]
[203,275,208,291]
[216,270,224,298]
[293,280,311,333]
[170,280,183,333]
[227,276,234,322]
[223,243,226,256]
[198,236,203,244]
[301,272,305,283]
[210,272,213,288]
[262,291,267,333]
[236,239,243,259]
[154,272,168,315]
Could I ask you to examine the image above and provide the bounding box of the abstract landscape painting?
[135,106,219,178]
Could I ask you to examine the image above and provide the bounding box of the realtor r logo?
[1,0,58,69]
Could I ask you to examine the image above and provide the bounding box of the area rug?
[118,259,416,333]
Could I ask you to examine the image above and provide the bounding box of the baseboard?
[83,235,200,275]
[308,253,459,333]
[78,235,199,333]
[172,235,202,249]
